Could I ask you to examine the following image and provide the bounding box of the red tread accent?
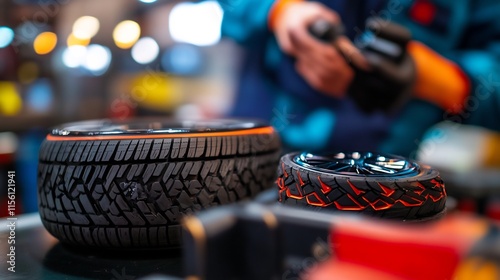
[399,197,424,207]
[378,183,395,197]
[318,177,332,194]
[362,198,392,211]
[334,194,367,211]
[286,184,304,200]
[348,180,364,195]
[297,171,305,187]
[306,193,330,207]
[281,162,288,178]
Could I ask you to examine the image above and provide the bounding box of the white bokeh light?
[0,27,15,48]
[72,16,100,39]
[62,44,111,75]
[131,37,159,64]
[169,1,223,46]
[62,45,87,68]
[84,44,112,75]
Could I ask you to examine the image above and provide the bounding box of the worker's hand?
[271,1,368,98]
[294,34,369,98]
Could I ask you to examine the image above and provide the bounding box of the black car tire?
[277,152,446,220]
[38,119,280,249]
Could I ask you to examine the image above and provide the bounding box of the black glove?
[309,17,416,113]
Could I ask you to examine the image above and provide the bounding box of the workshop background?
[0,0,499,217]
[0,0,240,215]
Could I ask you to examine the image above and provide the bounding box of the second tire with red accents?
[276,152,446,220]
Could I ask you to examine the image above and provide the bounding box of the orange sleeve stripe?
[408,41,471,114]
[268,0,304,31]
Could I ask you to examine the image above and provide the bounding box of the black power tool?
[309,17,415,113]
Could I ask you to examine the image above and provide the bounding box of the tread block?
[115,140,131,161]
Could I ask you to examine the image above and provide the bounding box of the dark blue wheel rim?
[293,152,420,177]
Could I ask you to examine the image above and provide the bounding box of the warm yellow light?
[72,16,100,39]
[113,20,141,49]
[0,82,22,116]
[67,33,90,47]
[18,62,39,84]
[33,32,58,55]
[129,72,183,111]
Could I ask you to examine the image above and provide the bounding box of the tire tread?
[38,132,280,248]
[277,155,446,220]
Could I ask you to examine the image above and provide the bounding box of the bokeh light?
[113,20,141,49]
[0,82,22,116]
[62,45,87,68]
[83,44,112,75]
[62,44,111,75]
[0,132,18,155]
[67,33,90,47]
[33,32,58,55]
[131,37,159,64]
[18,62,39,84]
[0,27,15,48]
[175,104,204,120]
[15,21,46,44]
[162,44,203,75]
[139,0,157,3]
[72,16,100,40]
[169,1,223,46]
[130,72,182,111]
[26,79,53,113]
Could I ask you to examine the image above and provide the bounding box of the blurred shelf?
[0,112,67,133]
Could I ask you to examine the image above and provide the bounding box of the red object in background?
[0,198,22,217]
[0,46,19,80]
[486,201,500,221]
[410,0,437,25]
[0,153,14,165]
[305,261,401,280]
[0,151,22,217]
[108,98,136,119]
[307,215,489,280]
[457,199,477,213]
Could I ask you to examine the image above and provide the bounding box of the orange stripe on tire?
[46,126,276,141]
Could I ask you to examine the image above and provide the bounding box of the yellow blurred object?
[130,72,182,111]
[454,258,499,280]
[67,33,90,47]
[113,20,141,49]
[34,32,58,55]
[72,16,100,40]
[483,132,500,168]
[0,82,22,116]
[18,62,39,84]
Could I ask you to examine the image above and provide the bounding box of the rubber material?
[38,119,280,249]
[276,152,446,220]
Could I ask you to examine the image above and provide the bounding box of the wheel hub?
[294,152,419,177]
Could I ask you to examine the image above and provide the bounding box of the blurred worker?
[220,0,500,156]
